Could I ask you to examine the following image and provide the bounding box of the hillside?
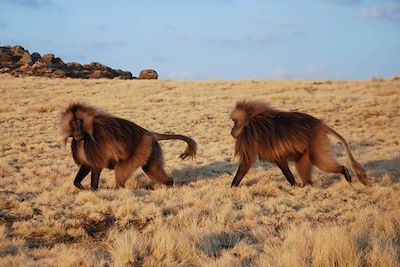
[0,74,399,266]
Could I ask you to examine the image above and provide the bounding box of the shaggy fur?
[230,100,369,186]
[60,102,197,190]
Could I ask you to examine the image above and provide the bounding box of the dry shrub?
[354,209,400,267]
[107,230,149,266]
[258,208,400,267]
[312,227,359,267]
[149,228,197,265]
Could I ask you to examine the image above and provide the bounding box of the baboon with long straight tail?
[229,100,369,187]
[60,103,197,190]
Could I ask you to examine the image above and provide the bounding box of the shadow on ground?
[365,157,400,181]
[171,156,400,187]
[172,161,237,184]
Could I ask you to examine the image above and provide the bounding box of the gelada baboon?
[229,100,369,187]
[60,103,197,190]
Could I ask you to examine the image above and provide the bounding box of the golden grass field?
[0,74,399,266]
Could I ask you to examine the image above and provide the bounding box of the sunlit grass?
[0,74,399,266]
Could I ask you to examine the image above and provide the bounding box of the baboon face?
[231,119,241,138]
[230,109,246,138]
[69,118,85,141]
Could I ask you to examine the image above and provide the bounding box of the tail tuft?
[352,162,370,186]
[179,139,197,160]
[324,124,370,186]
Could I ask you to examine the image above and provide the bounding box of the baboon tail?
[153,133,197,160]
[324,125,370,185]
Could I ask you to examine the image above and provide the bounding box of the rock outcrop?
[0,45,134,79]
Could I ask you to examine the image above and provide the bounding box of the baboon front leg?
[90,168,102,190]
[74,165,91,190]
[276,162,298,186]
[231,162,251,187]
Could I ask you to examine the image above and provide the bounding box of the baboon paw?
[74,183,85,190]
[297,182,312,187]
[165,179,174,187]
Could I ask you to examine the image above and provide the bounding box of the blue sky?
[1,0,399,79]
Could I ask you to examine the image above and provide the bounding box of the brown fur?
[230,100,369,187]
[60,102,197,190]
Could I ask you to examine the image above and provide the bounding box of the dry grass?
[0,74,399,266]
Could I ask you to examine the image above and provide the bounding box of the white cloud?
[360,3,400,22]
[248,4,266,13]
[88,39,129,51]
[4,0,58,9]
[329,0,362,5]
[164,71,205,80]
[0,18,9,29]
[271,67,292,79]
[246,29,305,45]
[276,19,303,28]
[303,67,329,79]
[271,67,330,79]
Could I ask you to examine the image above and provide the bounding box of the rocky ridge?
[0,45,158,79]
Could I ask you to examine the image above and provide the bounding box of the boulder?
[52,70,66,78]
[19,64,31,72]
[0,47,15,66]
[10,45,27,55]
[89,69,114,79]
[31,52,41,63]
[139,69,158,79]
[40,54,55,64]
[53,57,65,65]
[66,62,84,71]
[31,61,47,70]
[113,69,133,79]
[19,52,32,65]
[0,67,10,73]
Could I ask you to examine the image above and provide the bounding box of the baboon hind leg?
[142,142,173,186]
[295,152,313,185]
[90,168,102,190]
[114,134,154,188]
[276,162,298,186]
[115,163,134,188]
[310,132,352,183]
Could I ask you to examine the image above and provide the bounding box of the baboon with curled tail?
[229,100,369,187]
[60,103,197,190]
